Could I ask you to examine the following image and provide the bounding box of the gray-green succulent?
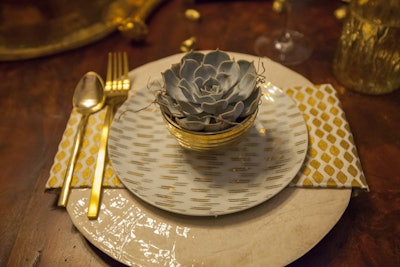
[157,50,260,132]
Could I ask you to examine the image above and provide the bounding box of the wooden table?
[1,0,399,266]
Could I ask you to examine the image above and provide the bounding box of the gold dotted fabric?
[46,84,368,191]
[46,107,124,189]
[287,84,367,189]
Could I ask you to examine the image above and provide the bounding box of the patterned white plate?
[108,79,308,216]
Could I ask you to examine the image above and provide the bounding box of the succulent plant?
[156,50,261,132]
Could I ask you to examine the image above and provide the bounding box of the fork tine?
[123,52,128,78]
[117,52,123,90]
[112,53,118,90]
[122,52,130,90]
[105,53,113,91]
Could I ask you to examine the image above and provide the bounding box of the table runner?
[46,84,368,191]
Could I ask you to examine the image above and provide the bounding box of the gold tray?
[0,0,144,61]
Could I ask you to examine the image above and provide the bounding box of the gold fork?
[88,52,130,219]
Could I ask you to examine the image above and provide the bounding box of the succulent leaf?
[215,73,236,94]
[178,79,200,102]
[157,93,184,117]
[218,61,240,79]
[204,121,226,132]
[179,59,199,82]
[237,73,257,99]
[220,101,244,122]
[181,51,205,64]
[194,76,205,90]
[203,50,231,66]
[170,63,181,77]
[241,86,261,117]
[201,99,229,114]
[163,69,185,101]
[177,99,203,115]
[238,60,256,77]
[176,116,209,131]
[194,64,217,81]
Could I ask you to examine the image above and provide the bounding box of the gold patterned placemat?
[46,84,368,191]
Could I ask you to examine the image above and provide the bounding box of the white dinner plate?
[67,52,352,266]
[108,81,308,216]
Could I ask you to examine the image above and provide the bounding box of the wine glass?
[254,0,312,66]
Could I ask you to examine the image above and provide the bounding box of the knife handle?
[58,114,88,207]
[88,105,114,219]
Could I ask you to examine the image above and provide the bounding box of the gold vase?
[161,111,258,152]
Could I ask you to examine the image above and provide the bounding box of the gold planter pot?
[161,111,258,152]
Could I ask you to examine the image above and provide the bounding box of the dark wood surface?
[1,0,399,266]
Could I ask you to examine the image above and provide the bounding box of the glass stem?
[276,0,294,52]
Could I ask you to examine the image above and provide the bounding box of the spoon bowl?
[58,71,105,207]
[73,72,105,114]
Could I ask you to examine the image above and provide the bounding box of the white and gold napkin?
[286,84,368,189]
[46,108,123,189]
[46,84,368,191]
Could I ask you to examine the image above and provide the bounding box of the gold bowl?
[161,111,258,152]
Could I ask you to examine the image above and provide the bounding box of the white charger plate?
[67,52,352,266]
[108,81,308,216]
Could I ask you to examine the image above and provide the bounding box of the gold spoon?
[58,72,105,207]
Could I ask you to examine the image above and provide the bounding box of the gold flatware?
[88,52,130,219]
[58,72,105,207]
